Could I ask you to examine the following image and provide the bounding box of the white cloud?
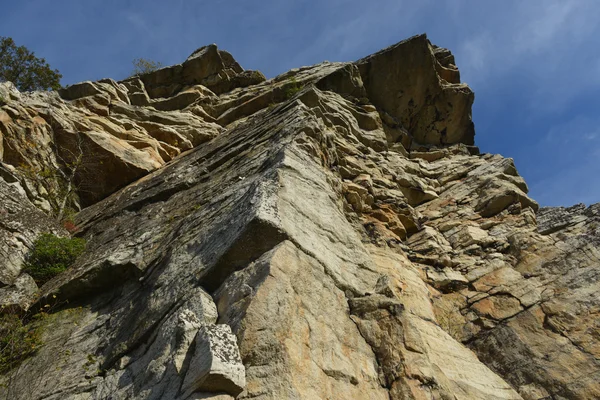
[454,0,600,112]
[285,0,427,68]
[527,114,600,206]
[544,115,600,145]
[458,34,492,80]
[513,1,578,54]
[125,13,152,35]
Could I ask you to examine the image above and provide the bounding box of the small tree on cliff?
[0,37,62,91]
[130,58,163,76]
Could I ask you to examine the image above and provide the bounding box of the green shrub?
[284,77,303,99]
[0,314,43,373]
[24,233,86,285]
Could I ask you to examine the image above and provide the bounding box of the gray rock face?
[182,325,245,397]
[537,203,598,234]
[0,164,66,312]
[0,33,598,400]
[0,273,37,313]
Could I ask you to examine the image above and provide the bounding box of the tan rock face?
[357,34,475,146]
[0,45,252,210]
[0,33,598,400]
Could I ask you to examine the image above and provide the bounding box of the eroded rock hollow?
[0,34,598,400]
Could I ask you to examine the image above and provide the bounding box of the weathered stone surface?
[0,273,37,313]
[0,47,227,210]
[182,325,245,397]
[217,241,388,399]
[134,44,265,99]
[357,34,475,146]
[0,34,599,400]
[58,81,103,100]
[537,202,594,234]
[0,165,65,308]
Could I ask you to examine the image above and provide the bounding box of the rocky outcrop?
[0,33,598,400]
[131,44,266,98]
[357,34,475,146]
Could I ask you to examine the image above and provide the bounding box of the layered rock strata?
[0,33,598,400]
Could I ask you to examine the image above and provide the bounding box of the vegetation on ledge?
[24,233,86,286]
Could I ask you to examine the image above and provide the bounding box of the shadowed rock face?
[357,34,475,146]
[0,34,598,400]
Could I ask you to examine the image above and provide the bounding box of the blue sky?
[2,0,599,207]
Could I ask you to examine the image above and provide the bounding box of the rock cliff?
[0,34,598,400]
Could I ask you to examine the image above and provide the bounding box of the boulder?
[181,325,245,397]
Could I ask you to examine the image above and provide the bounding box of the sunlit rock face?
[0,33,598,400]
